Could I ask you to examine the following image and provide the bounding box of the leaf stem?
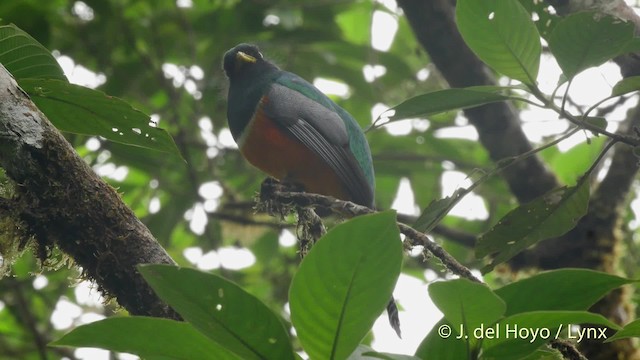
[527,84,640,146]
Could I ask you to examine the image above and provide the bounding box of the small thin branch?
[550,339,588,360]
[259,180,481,283]
[397,0,560,204]
[413,127,582,233]
[585,139,618,178]
[397,222,481,283]
[207,211,286,229]
[529,85,640,146]
[397,213,476,248]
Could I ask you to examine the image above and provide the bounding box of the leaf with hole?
[549,12,636,78]
[139,265,295,360]
[456,0,541,84]
[476,178,589,273]
[19,79,180,156]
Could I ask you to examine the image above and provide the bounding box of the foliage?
[54,212,402,360]
[1,0,640,359]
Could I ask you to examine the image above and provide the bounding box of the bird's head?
[223,43,276,79]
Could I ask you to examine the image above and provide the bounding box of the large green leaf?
[385,87,513,122]
[19,79,180,156]
[456,0,541,85]
[289,211,403,360]
[348,345,422,360]
[476,178,589,272]
[414,319,468,360]
[0,24,65,80]
[429,278,506,349]
[548,12,636,79]
[139,265,295,360]
[482,311,620,359]
[51,317,240,360]
[495,269,635,316]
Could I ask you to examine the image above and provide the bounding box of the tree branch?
[259,179,481,283]
[0,65,178,319]
[396,0,560,204]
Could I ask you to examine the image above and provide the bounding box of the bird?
[223,43,400,337]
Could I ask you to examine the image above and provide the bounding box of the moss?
[0,175,31,277]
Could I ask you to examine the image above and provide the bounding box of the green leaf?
[607,319,640,342]
[611,76,640,97]
[386,87,513,121]
[456,0,541,84]
[495,269,634,316]
[518,348,565,360]
[348,345,422,360]
[289,211,403,360]
[139,265,295,360]
[476,177,590,272]
[584,116,607,130]
[548,12,636,79]
[544,138,605,185]
[19,79,181,156]
[482,311,620,359]
[429,279,506,348]
[413,190,465,233]
[414,319,469,360]
[0,24,66,80]
[51,317,240,360]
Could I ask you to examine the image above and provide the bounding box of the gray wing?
[261,83,373,207]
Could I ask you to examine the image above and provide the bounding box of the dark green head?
[223,43,278,81]
[223,44,281,140]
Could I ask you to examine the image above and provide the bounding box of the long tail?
[386,296,401,338]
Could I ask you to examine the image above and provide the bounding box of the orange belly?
[238,101,350,201]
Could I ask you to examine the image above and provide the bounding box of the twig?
[398,213,477,247]
[207,211,286,229]
[529,85,640,147]
[259,180,481,283]
[397,222,480,282]
[550,339,588,360]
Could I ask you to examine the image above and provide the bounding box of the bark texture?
[0,65,178,319]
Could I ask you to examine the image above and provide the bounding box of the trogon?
[223,43,400,337]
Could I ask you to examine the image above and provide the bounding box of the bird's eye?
[258,52,263,59]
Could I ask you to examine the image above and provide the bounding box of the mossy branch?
[0,65,178,319]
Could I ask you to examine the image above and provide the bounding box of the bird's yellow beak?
[236,51,257,64]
